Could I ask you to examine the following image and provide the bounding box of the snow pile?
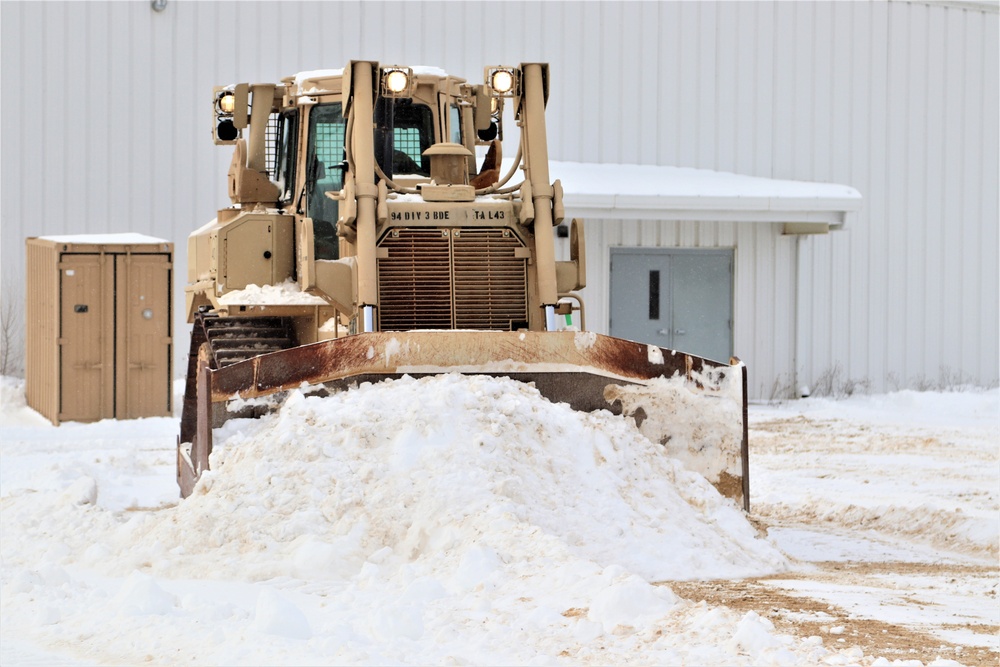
[0,376,51,426]
[165,373,781,582]
[218,278,328,305]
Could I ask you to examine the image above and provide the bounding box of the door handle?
[657,329,669,335]
[674,329,686,335]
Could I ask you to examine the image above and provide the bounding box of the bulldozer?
[178,61,750,509]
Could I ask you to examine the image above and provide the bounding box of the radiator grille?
[378,227,528,330]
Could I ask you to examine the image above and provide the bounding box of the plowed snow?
[1,375,996,666]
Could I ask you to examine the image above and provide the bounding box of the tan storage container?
[25,234,173,424]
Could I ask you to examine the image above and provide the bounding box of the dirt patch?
[665,561,999,667]
[812,560,996,579]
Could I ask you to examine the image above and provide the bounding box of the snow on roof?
[293,66,451,89]
[410,65,450,77]
[38,233,170,245]
[544,161,862,229]
[294,69,344,87]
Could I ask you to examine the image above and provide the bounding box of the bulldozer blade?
[178,331,749,509]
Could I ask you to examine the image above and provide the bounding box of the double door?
[610,248,733,363]
[59,253,172,421]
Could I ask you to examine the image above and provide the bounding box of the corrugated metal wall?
[2,1,997,395]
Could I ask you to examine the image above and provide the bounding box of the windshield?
[374,98,435,177]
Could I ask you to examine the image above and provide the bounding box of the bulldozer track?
[179,312,295,445]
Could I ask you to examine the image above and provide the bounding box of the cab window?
[306,103,346,260]
[449,104,462,144]
[274,110,298,202]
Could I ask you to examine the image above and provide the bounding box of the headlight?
[217,91,236,114]
[486,67,518,96]
[381,67,413,96]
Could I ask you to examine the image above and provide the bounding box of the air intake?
[377,227,528,330]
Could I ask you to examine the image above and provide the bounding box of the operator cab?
[247,66,500,260]
[300,98,439,259]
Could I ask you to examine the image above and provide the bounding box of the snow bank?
[169,374,782,583]
[12,375,979,664]
[768,388,1000,430]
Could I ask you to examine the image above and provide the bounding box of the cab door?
[305,104,346,260]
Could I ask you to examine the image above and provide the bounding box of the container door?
[59,255,114,421]
[116,254,172,419]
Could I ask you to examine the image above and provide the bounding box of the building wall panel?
[2,1,996,395]
[1,3,24,276]
[982,11,1000,384]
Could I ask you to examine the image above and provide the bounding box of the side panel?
[24,240,59,424]
[116,254,173,419]
[58,254,113,421]
[219,215,294,291]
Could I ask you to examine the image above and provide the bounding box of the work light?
[216,91,236,115]
[381,67,413,96]
[486,67,518,96]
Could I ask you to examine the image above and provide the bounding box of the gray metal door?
[610,248,733,362]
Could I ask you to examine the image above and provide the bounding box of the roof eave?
[562,194,861,233]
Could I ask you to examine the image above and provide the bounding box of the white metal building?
[2,0,997,398]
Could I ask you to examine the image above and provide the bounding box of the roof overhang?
[542,161,862,234]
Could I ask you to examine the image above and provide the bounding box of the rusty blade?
[192,330,749,509]
[207,331,728,402]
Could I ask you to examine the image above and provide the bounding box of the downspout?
[793,233,803,398]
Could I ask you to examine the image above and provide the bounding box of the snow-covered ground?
[1,374,996,666]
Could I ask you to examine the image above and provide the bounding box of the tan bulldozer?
[178,61,749,508]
